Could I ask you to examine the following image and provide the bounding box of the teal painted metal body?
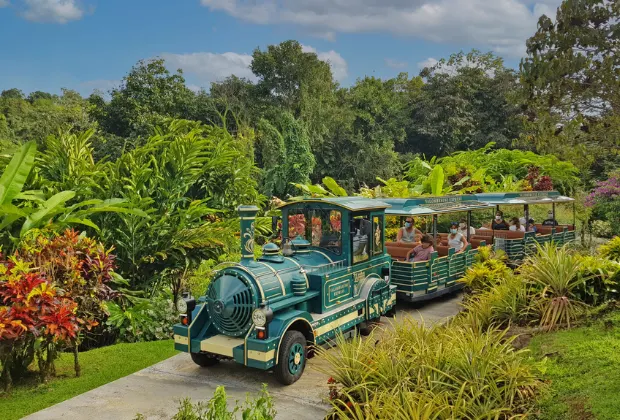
[172,192,576,383]
[173,199,396,383]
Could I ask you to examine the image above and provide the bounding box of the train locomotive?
[173,198,396,385]
[173,191,575,384]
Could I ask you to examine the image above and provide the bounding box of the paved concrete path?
[24,293,463,420]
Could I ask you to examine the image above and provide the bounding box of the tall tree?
[409,50,522,156]
[95,58,195,138]
[521,0,620,118]
[520,0,620,176]
[251,40,336,117]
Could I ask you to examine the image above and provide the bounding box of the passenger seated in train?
[527,218,538,233]
[458,218,475,236]
[542,210,558,226]
[492,211,509,230]
[509,217,525,232]
[408,234,435,262]
[447,222,468,252]
[397,216,423,243]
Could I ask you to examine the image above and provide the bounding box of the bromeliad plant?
[318,319,542,419]
[519,243,587,330]
[0,256,80,391]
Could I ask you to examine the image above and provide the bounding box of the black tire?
[190,352,219,367]
[274,330,307,385]
[385,306,396,318]
[359,318,381,336]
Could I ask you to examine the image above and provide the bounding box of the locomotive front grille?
[206,273,257,337]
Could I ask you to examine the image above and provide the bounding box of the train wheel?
[385,306,396,318]
[190,352,219,367]
[358,319,381,336]
[275,330,307,385]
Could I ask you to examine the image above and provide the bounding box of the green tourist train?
[173,191,576,384]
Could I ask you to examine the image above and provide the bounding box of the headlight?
[176,297,188,313]
[252,309,267,327]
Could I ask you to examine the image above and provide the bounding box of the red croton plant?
[0,229,117,391]
[0,257,79,390]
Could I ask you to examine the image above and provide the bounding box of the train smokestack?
[238,205,259,262]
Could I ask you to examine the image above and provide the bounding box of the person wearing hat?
[447,221,468,252]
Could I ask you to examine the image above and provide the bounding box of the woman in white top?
[447,222,468,252]
[397,217,423,243]
[458,218,475,237]
[509,217,526,232]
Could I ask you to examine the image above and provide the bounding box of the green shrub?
[591,220,613,238]
[135,384,276,420]
[458,275,532,330]
[574,254,620,305]
[458,245,511,292]
[319,320,542,419]
[599,236,620,261]
[519,243,587,330]
[105,290,177,343]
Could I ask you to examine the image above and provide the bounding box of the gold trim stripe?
[255,261,286,295]
[174,334,189,345]
[311,250,334,263]
[314,311,358,337]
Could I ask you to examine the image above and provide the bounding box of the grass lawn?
[528,311,620,420]
[0,340,177,420]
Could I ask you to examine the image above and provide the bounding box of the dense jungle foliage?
[1,0,619,395]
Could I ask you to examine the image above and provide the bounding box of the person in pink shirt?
[409,234,435,262]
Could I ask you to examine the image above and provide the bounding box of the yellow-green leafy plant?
[458,275,532,331]
[574,254,620,305]
[520,243,587,330]
[458,245,511,292]
[318,318,542,419]
[599,236,620,261]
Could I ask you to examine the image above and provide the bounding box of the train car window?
[310,209,342,255]
[287,208,342,255]
[288,210,307,239]
[372,216,383,255]
[352,214,371,264]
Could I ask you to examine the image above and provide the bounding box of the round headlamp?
[252,309,267,327]
[176,297,188,313]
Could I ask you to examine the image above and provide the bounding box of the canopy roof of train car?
[475,191,574,205]
[278,196,391,212]
[380,195,494,216]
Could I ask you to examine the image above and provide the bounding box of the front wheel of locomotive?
[190,352,220,367]
[274,330,307,385]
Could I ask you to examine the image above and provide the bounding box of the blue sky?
[0,0,562,97]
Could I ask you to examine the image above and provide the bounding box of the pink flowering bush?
[585,175,620,237]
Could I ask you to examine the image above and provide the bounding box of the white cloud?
[22,0,84,23]
[200,0,563,57]
[161,52,256,88]
[161,45,348,87]
[385,58,408,69]
[301,44,348,81]
[417,58,439,69]
[0,0,10,8]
